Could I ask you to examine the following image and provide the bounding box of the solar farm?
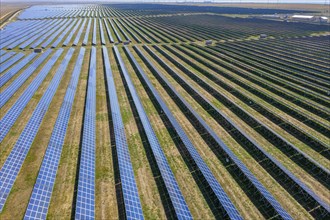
[0,3,329,220]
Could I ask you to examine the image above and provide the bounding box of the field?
[0,3,329,220]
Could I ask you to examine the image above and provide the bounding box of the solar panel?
[6,20,54,50]
[109,19,122,42]
[82,19,92,46]
[73,19,87,46]
[102,46,144,219]
[41,20,71,48]
[18,20,59,49]
[24,48,85,220]
[52,19,77,48]
[99,19,106,45]
[103,19,114,43]
[0,52,16,64]
[30,19,67,49]
[92,19,97,45]
[0,20,44,49]
[0,52,38,87]
[127,46,243,219]
[75,47,96,220]
[143,45,293,220]
[114,46,192,219]
[0,53,25,74]
[0,49,53,109]
[0,48,74,213]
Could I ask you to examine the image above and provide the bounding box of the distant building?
[260,34,268,39]
[291,15,315,22]
[34,48,43,53]
[320,16,329,23]
[205,40,212,45]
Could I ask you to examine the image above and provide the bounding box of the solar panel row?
[102,46,144,220]
[7,20,55,50]
[75,47,97,220]
[82,19,92,46]
[63,19,83,46]
[73,19,87,46]
[0,52,38,87]
[16,20,59,50]
[143,45,293,220]
[127,46,243,219]
[41,20,71,49]
[0,53,25,74]
[103,18,114,43]
[52,19,78,48]
[113,19,130,42]
[109,19,122,42]
[114,46,192,219]
[99,19,106,45]
[1,20,44,49]
[0,52,16,64]
[0,48,74,213]
[30,19,68,49]
[24,48,85,220]
[92,19,97,46]
[0,49,53,109]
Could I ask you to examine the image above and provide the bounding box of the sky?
[2,0,329,3]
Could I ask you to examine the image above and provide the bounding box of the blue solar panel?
[143,46,293,220]
[0,48,74,213]
[41,20,71,48]
[30,19,67,49]
[109,19,122,42]
[103,19,114,43]
[75,47,96,220]
[63,19,82,46]
[99,19,106,45]
[6,20,54,50]
[113,46,192,219]
[102,46,144,219]
[126,46,243,219]
[52,19,77,48]
[73,19,87,46]
[82,19,92,46]
[18,20,59,49]
[0,53,25,73]
[24,48,85,220]
[113,19,130,42]
[92,19,97,45]
[0,52,16,64]
[0,20,43,49]
[0,52,37,87]
[0,49,53,109]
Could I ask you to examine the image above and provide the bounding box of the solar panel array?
[75,47,97,220]
[0,49,53,108]
[128,46,244,219]
[102,46,144,219]
[114,46,192,219]
[63,19,82,46]
[0,53,25,73]
[103,18,114,43]
[0,50,62,143]
[73,19,87,46]
[0,52,16,63]
[82,19,92,46]
[24,48,85,220]
[0,48,74,212]
[92,19,97,45]
[143,46,293,220]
